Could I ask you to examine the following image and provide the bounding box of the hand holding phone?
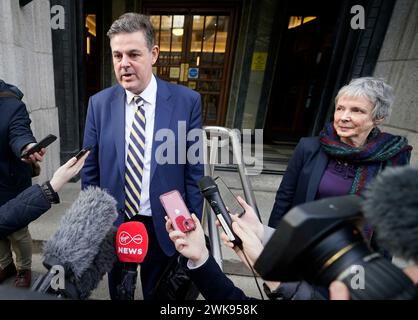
[214,176,245,217]
[74,146,92,160]
[21,134,57,159]
[160,190,196,233]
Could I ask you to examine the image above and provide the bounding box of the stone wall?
[374,0,418,165]
[0,0,60,182]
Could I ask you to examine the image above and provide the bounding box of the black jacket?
[186,254,326,300]
[268,137,328,227]
[0,80,36,205]
[0,184,51,238]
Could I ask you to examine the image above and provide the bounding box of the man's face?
[110,31,159,94]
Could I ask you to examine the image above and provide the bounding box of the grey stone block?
[374,60,418,132]
[378,0,418,61]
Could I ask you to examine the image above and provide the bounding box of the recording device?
[254,195,417,299]
[21,134,57,159]
[115,221,149,300]
[160,190,196,233]
[214,176,245,217]
[198,176,242,247]
[74,145,92,160]
[31,186,118,299]
[362,166,418,265]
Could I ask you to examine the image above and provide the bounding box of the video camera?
[254,195,417,299]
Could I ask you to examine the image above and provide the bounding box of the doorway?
[144,3,240,125]
[264,0,341,143]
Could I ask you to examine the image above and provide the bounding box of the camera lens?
[255,195,418,299]
[304,225,417,299]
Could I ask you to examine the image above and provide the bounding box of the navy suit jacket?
[0,184,51,238]
[0,94,36,205]
[81,78,204,256]
[268,137,328,227]
[187,255,251,300]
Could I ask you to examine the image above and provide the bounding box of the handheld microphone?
[32,186,118,299]
[115,221,149,300]
[363,166,418,263]
[198,176,242,247]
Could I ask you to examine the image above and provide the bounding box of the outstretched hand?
[220,214,264,270]
[216,196,264,242]
[165,214,209,265]
[49,151,90,192]
[21,145,47,177]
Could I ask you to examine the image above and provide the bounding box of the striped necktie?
[124,96,146,219]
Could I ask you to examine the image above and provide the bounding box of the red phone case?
[160,190,196,233]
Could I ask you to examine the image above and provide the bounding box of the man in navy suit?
[81,13,204,300]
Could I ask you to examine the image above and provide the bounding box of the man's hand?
[21,144,47,176]
[49,151,90,192]
[21,144,46,163]
[165,214,209,265]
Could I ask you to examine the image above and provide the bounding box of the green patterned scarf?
[319,122,412,195]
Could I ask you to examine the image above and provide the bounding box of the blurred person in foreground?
[166,193,418,300]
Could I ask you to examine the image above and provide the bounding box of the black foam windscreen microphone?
[33,186,118,299]
[198,176,242,247]
[363,166,418,263]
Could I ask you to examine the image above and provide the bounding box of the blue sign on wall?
[188,68,199,79]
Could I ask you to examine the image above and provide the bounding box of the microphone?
[363,166,418,263]
[198,176,242,247]
[115,221,149,300]
[31,186,118,299]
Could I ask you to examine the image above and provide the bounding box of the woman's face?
[333,95,376,147]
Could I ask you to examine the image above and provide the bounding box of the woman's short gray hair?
[107,13,155,51]
[335,77,395,121]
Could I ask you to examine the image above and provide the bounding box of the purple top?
[316,158,356,199]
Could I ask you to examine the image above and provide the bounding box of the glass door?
[149,12,234,125]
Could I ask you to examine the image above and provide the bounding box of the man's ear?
[151,45,159,65]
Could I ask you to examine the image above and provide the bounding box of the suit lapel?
[306,148,328,202]
[110,86,126,180]
[150,78,173,182]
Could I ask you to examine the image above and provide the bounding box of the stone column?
[374,0,418,165]
[0,0,60,182]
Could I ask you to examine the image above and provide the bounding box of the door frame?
[258,0,396,140]
[142,1,241,126]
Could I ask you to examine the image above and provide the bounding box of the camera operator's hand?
[165,214,209,266]
[329,281,350,300]
[220,214,264,270]
[49,152,90,192]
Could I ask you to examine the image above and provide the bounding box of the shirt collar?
[125,74,157,106]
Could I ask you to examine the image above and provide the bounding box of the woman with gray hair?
[268,77,412,229]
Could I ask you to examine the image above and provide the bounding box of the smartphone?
[160,190,196,233]
[214,176,245,217]
[74,146,92,160]
[21,134,57,159]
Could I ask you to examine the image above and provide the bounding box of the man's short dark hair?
[107,13,155,51]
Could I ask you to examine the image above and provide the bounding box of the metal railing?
[202,126,260,270]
